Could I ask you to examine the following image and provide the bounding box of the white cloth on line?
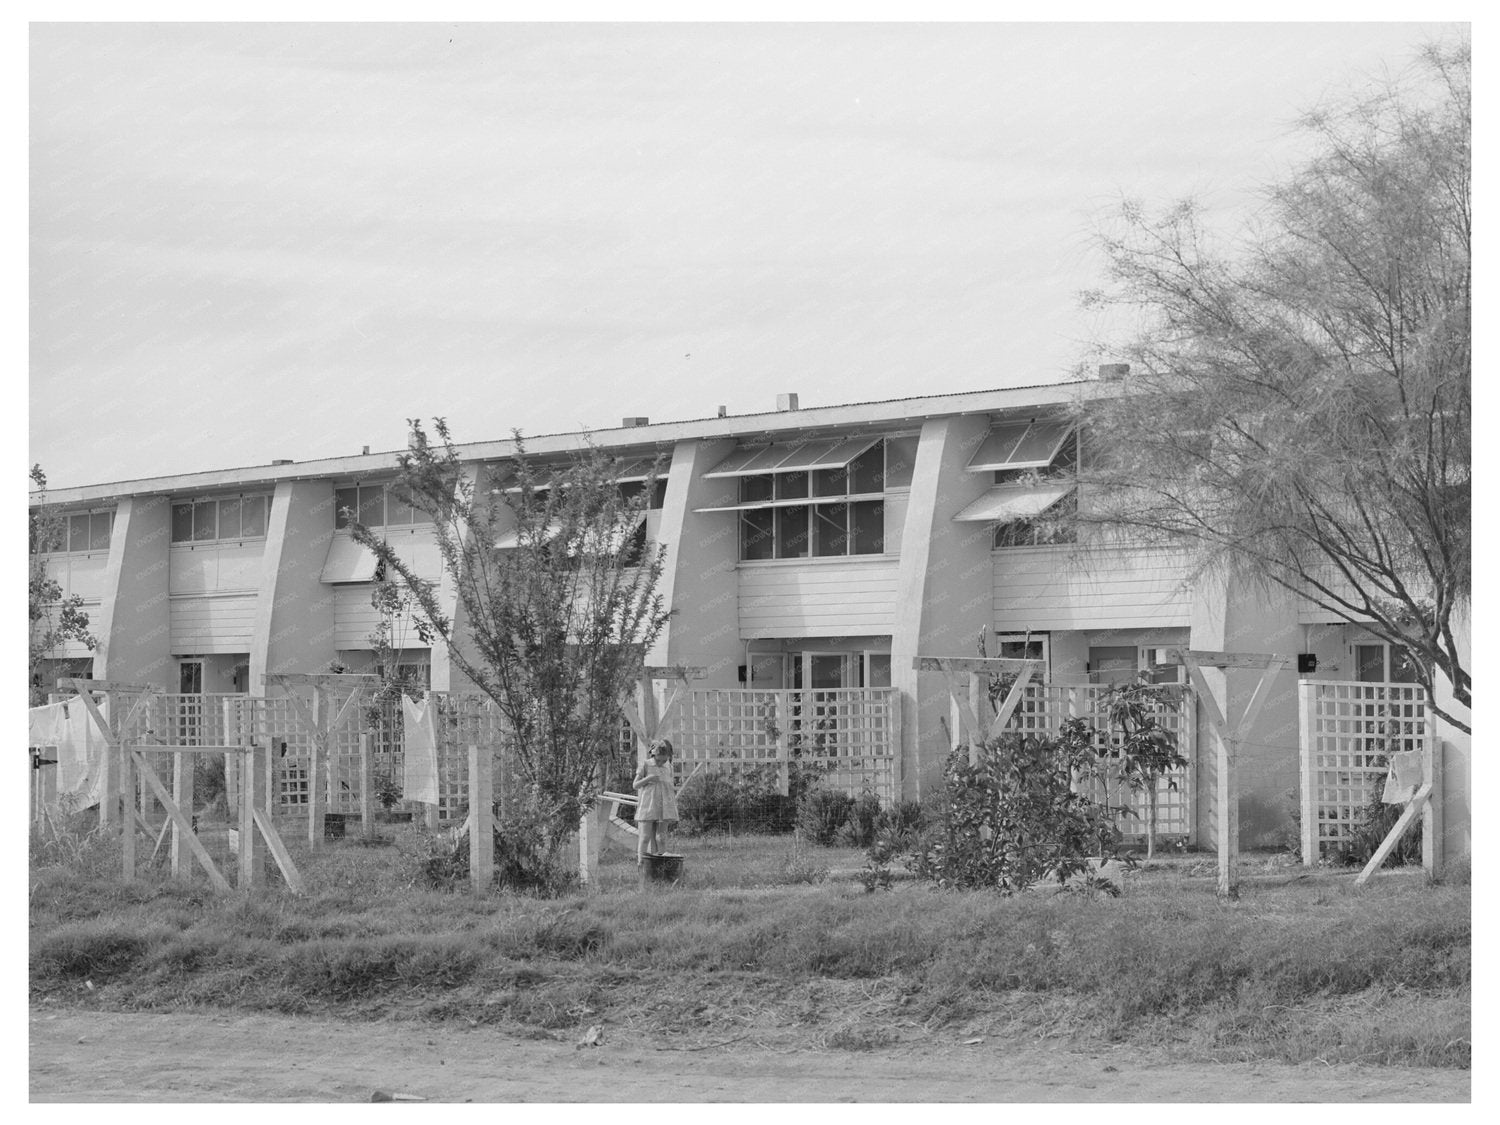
[401,694,440,806]
[29,701,67,751]
[1381,749,1425,804]
[30,698,109,809]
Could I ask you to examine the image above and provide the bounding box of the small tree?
[916,719,1125,894]
[349,419,669,874]
[28,465,95,705]
[1099,674,1187,860]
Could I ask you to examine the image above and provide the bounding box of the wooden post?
[171,744,195,881]
[240,743,261,888]
[1422,709,1443,879]
[360,733,374,840]
[968,671,985,766]
[1299,681,1316,867]
[468,744,493,892]
[307,688,323,851]
[775,688,791,796]
[98,714,114,830]
[120,740,136,882]
[224,746,239,821]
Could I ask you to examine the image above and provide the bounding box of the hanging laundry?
[1381,749,1425,804]
[401,694,440,806]
[31,697,110,809]
[28,701,67,751]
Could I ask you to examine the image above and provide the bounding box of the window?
[953,420,1078,548]
[57,511,113,553]
[171,495,269,544]
[996,633,1049,668]
[1355,643,1422,684]
[333,483,434,530]
[1087,644,1186,685]
[698,437,886,560]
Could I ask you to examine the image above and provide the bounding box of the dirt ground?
[29,1006,1468,1103]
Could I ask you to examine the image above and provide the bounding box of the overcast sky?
[29,21,1463,489]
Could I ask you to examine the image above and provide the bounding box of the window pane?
[849,440,885,494]
[814,503,848,556]
[193,501,217,541]
[68,514,89,552]
[741,509,774,560]
[240,496,267,538]
[740,475,773,504]
[1089,646,1137,685]
[867,653,892,688]
[812,467,847,497]
[172,503,194,543]
[386,489,415,526]
[358,486,385,527]
[217,497,242,539]
[776,506,810,557]
[89,511,112,551]
[850,500,884,554]
[334,488,358,530]
[1355,645,1385,683]
[1390,647,1422,684]
[775,471,809,500]
[999,640,1045,661]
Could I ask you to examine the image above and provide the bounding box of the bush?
[913,720,1124,893]
[834,793,883,848]
[797,788,854,846]
[673,760,829,835]
[406,802,577,895]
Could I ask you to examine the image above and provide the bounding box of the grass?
[28,824,1470,1068]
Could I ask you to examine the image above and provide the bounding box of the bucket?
[640,853,684,887]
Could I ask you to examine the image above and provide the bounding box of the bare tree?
[349,419,670,861]
[29,465,96,705]
[1078,40,1470,732]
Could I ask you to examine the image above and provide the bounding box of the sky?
[28,20,1466,489]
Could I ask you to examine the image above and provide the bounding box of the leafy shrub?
[407,802,576,895]
[834,793,883,848]
[673,760,828,835]
[913,719,1124,893]
[797,788,854,846]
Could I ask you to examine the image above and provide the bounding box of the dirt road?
[29,1007,1467,1103]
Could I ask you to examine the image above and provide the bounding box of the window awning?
[320,536,380,583]
[703,436,879,479]
[494,522,563,549]
[491,456,666,494]
[693,493,883,514]
[494,515,644,552]
[966,421,1074,472]
[952,482,1074,523]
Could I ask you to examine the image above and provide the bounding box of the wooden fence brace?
[120,738,136,882]
[171,739,195,881]
[469,744,493,892]
[129,747,233,893]
[1299,681,1316,867]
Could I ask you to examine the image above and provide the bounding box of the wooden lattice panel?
[1004,683,1195,841]
[1302,681,1431,860]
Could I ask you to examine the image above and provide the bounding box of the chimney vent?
[270,458,294,466]
[776,393,799,411]
[717,405,727,418]
[361,445,370,456]
[1098,363,1130,381]
[621,416,649,428]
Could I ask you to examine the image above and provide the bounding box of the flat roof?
[33,377,1107,506]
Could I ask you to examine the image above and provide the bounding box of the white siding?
[334,585,428,650]
[171,593,257,653]
[739,558,900,638]
[992,545,1192,631]
[170,542,264,595]
[43,552,111,603]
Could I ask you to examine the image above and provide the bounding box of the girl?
[632,739,679,862]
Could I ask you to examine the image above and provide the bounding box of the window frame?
[170,494,272,545]
[732,438,887,561]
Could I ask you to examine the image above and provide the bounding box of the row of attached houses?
[31,372,1468,851]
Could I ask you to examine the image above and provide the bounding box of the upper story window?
[695,436,887,561]
[172,495,269,544]
[952,419,1079,548]
[40,509,114,554]
[334,483,434,530]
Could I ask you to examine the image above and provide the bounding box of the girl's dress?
[633,761,678,824]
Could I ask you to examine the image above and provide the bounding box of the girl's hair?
[651,738,674,759]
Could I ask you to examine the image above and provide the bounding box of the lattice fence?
[1299,680,1433,862]
[666,688,899,829]
[1002,682,1196,841]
